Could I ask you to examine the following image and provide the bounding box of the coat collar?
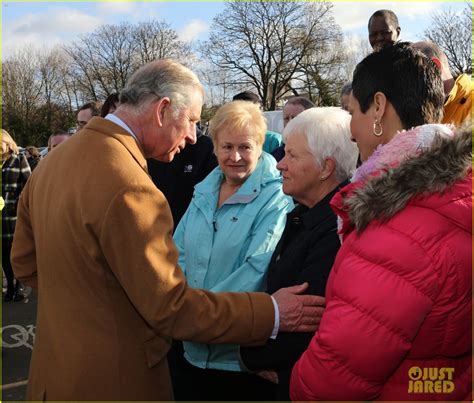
[195,152,281,205]
[85,117,148,174]
[332,124,471,235]
[292,181,348,230]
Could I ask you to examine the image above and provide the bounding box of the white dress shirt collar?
[105,114,140,145]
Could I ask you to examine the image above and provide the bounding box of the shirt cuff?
[270,295,279,339]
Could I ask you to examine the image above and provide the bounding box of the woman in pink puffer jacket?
[290,43,471,401]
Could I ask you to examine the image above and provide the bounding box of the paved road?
[2,286,37,401]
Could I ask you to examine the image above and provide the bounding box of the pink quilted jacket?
[290,125,472,401]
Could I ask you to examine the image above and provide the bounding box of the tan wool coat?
[12,117,274,401]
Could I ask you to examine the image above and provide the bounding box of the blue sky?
[2,1,468,57]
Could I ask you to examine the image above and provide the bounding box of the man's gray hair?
[119,59,203,116]
[283,107,358,181]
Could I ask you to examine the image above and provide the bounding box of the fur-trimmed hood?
[332,123,472,234]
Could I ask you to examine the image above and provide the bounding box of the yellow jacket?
[442,73,472,126]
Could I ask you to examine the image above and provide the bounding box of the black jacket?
[147,133,217,229]
[240,183,345,400]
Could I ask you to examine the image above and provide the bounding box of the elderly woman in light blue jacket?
[172,100,293,400]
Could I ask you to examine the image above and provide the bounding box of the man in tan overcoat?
[11,60,324,400]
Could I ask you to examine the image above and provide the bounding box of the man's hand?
[272,283,325,332]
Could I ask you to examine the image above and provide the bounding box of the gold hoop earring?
[373,120,383,137]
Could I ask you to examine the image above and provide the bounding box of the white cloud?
[11,7,103,36]
[4,7,103,57]
[94,2,166,24]
[178,19,209,42]
[332,2,374,31]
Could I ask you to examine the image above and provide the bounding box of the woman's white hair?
[283,107,358,181]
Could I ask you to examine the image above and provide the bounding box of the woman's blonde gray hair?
[209,101,267,147]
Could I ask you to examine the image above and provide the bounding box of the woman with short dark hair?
[291,42,471,401]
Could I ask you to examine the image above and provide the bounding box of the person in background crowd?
[413,40,472,126]
[101,93,120,117]
[172,101,294,401]
[47,131,71,152]
[2,129,31,302]
[11,59,325,401]
[240,107,358,400]
[282,96,315,127]
[368,9,401,51]
[147,125,217,229]
[232,91,283,153]
[271,96,315,162]
[290,43,471,401]
[76,101,101,130]
[340,82,352,111]
[25,146,42,171]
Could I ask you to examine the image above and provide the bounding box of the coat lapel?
[86,117,148,174]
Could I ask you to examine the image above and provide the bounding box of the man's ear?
[431,57,442,72]
[155,97,171,127]
[373,91,387,120]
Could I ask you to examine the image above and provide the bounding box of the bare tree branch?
[201,1,346,109]
[424,3,472,76]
